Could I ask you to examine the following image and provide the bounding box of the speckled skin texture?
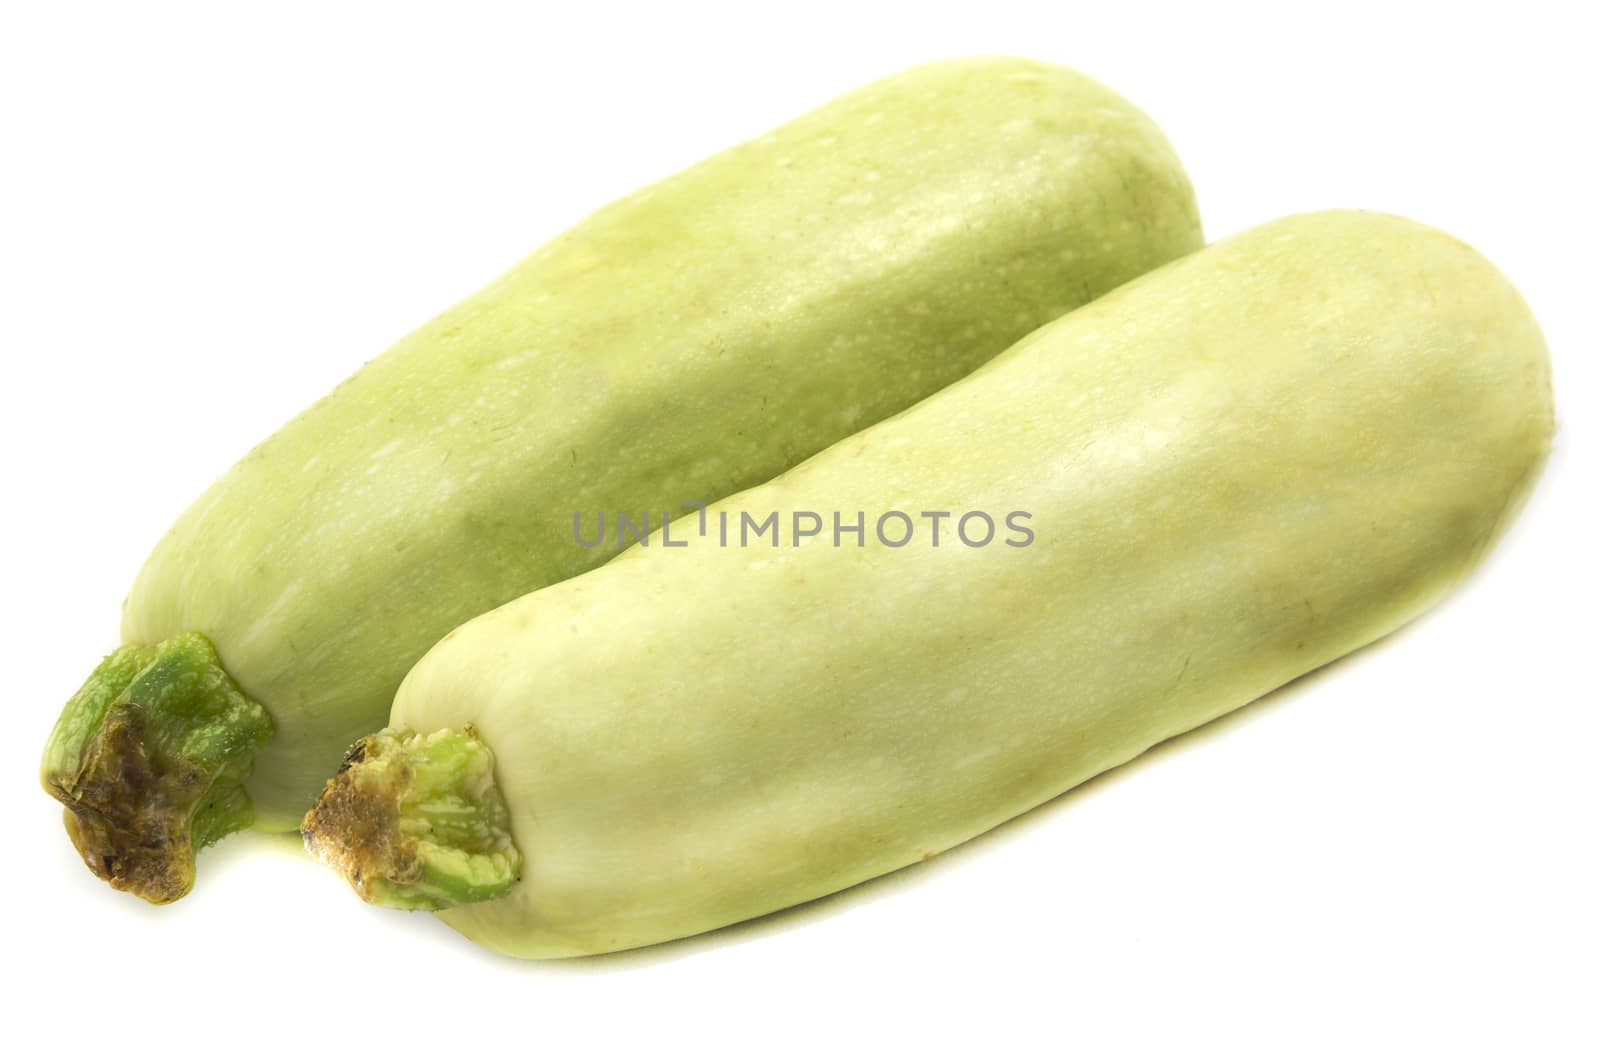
[120,57,1203,826]
[393,212,1553,958]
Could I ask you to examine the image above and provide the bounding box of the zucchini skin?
[118,56,1202,827]
[390,211,1553,958]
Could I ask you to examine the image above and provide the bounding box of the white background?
[2,1,1594,1044]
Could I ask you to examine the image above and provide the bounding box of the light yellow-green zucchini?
[40,56,1202,903]
[305,210,1553,957]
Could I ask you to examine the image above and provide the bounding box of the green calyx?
[40,632,274,904]
[301,726,521,911]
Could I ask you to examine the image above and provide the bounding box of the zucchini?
[40,56,1202,902]
[303,210,1553,958]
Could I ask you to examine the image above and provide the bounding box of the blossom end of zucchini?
[40,633,274,904]
[301,726,521,911]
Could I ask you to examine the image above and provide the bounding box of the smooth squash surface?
[377,211,1551,957]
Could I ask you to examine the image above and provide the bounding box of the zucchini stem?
[301,726,521,910]
[40,633,274,903]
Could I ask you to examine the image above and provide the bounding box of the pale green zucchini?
[304,210,1553,958]
[41,56,1201,903]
